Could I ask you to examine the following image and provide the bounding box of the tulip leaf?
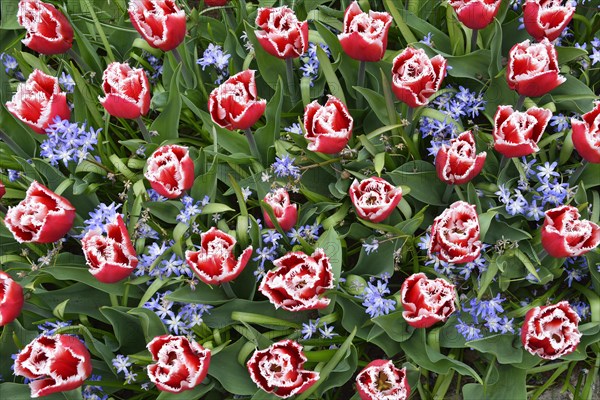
[150,65,182,142]
[317,45,346,105]
[316,227,343,282]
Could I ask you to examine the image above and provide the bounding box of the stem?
[406,106,415,126]
[135,117,152,142]
[171,47,193,87]
[222,282,236,299]
[516,94,526,111]
[538,248,549,260]
[499,155,509,171]
[470,29,478,52]
[67,48,90,71]
[356,60,366,109]
[442,184,454,204]
[454,184,465,202]
[244,128,263,164]
[0,129,30,159]
[285,57,298,104]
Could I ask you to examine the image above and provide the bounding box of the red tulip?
[523,0,575,42]
[147,335,211,393]
[304,95,353,154]
[338,2,392,62]
[541,205,600,257]
[571,101,600,163]
[5,181,76,244]
[82,215,138,283]
[0,180,5,200]
[208,70,267,131]
[429,201,481,264]
[521,301,581,360]
[144,145,195,199]
[128,0,186,52]
[400,273,456,328]
[493,105,552,157]
[6,69,70,134]
[435,130,486,185]
[392,47,447,108]
[349,177,402,223]
[99,62,151,120]
[356,360,410,400]
[448,0,502,30]
[247,340,319,398]
[17,0,74,55]
[262,188,298,231]
[506,38,565,97]
[14,335,92,398]
[255,6,308,59]
[0,271,24,326]
[259,249,334,312]
[185,227,253,285]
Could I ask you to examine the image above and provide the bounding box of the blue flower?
[358,278,396,318]
[197,44,231,84]
[284,123,303,135]
[362,239,379,255]
[59,72,75,93]
[271,155,301,179]
[536,161,559,182]
[112,355,132,374]
[456,317,483,341]
[420,32,433,46]
[549,113,570,132]
[83,202,121,234]
[301,319,320,339]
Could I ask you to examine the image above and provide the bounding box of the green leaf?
[372,311,415,342]
[316,227,343,281]
[254,77,283,163]
[150,66,182,142]
[463,365,526,400]
[389,161,446,205]
[466,334,523,364]
[317,46,346,105]
[128,307,168,341]
[208,339,260,395]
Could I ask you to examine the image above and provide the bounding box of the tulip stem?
[171,47,193,88]
[538,249,549,260]
[222,282,236,299]
[244,128,263,164]
[136,117,152,142]
[454,184,465,202]
[499,156,510,171]
[357,60,366,109]
[442,184,454,204]
[285,57,298,104]
[516,94,526,111]
[470,29,478,52]
[0,129,30,159]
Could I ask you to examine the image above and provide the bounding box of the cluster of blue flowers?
[495,160,575,220]
[271,155,302,180]
[300,318,338,340]
[252,224,322,281]
[197,44,231,84]
[357,274,396,318]
[59,72,75,93]
[563,257,589,288]
[0,52,24,80]
[419,86,485,157]
[177,195,210,224]
[576,37,600,66]
[135,241,191,279]
[300,43,331,86]
[456,294,514,341]
[144,52,163,83]
[82,202,121,235]
[144,291,213,336]
[111,354,137,384]
[82,375,107,400]
[40,117,100,167]
[37,320,72,335]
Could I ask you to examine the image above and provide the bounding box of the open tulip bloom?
[356,360,410,400]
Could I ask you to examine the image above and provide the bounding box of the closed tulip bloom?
[448,0,502,30]
[255,6,308,59]
[541,205,600,257]
[262,188,298,231]
[401,273,456,328]
[435,130,486,184]
[392,47,447,108]
[99,62,151,120]
[5,181,76,244]
[571,101,600,163]
[0,271,24,326]
[128,0,186,51]
[523,0,575,42]
[144,145,195,199]
[338,2,392,62]
[506,38,565,97]
[6,69,70,134]
[18,0,74,55]
[304,95,353,154]
[493,105,552,157]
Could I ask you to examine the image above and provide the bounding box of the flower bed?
[1,0,599,399]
